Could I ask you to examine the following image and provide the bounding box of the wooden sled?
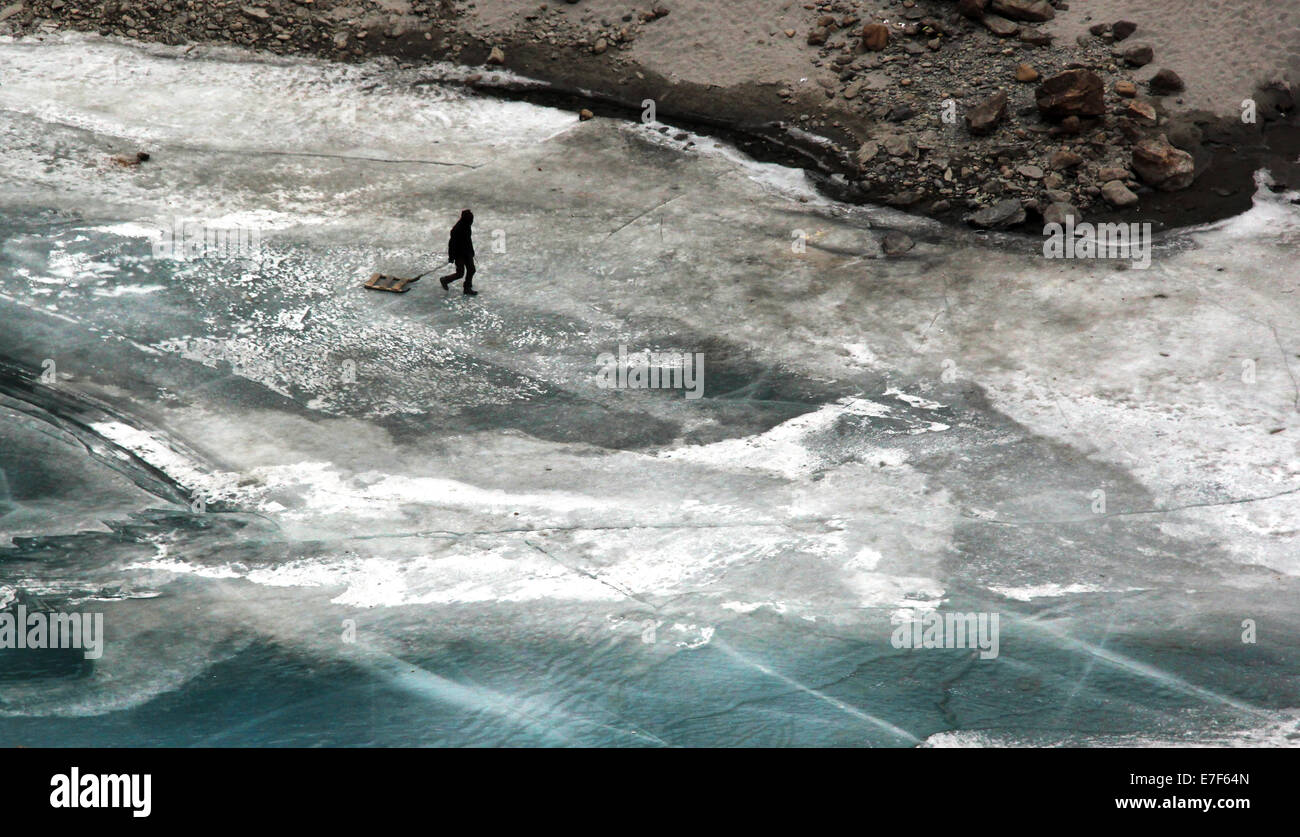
[364,273,422,294]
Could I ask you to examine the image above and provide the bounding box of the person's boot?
[440,276,452,290]
[462,286,478,296]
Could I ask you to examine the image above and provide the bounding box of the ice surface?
[0,35,1298,746]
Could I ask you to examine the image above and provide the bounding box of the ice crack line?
[523,539,657,611]
[1205,299,1300,412]
[961,483,1300,527]
[168,143,483,168]
[602,194,684,241]
[333,519,797,543]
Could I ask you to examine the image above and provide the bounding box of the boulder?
[1121,43,1153,67]
[990,0,1055,22]
[886,103,916,122]
[1112,20,1138,41]
[1016,63,1040,83]
[1131,134,1195,190]
[1166,119,1203,152]
[1149,68,1185,95]
[1043,202,1082,225]
[965,91,1009,135]
[860,23,889,51]
[1049,150,1083,170]
[1101,180,1140,207]
[881,231,915,256]
[1123,99,1157,124]
[967,199,1026,228]
[1036,69,1106,120]
[1256,80,1296,114]
[982,15,1021,37]
[880,132,918,158]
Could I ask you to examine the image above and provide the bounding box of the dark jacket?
[448,211,474,262]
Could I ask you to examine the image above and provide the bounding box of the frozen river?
[2,34,1299,746]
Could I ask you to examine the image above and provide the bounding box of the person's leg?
[462,259,477,294]
[439,260,465,289]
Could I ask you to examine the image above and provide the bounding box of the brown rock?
[1131,134,1195,190]
[1112,20,1138,41]
[966,91,1009,135]
[1124,99,1157,124]
[1149,68,1185,95]
[1122,43,1153,67]
[486,46,505,65]
[1016,63,1039,83]
[1114,80,1137,98]
[1043,202,1082,225]
[1049,150,1083,170]
[860,23,889,51]
[982,14,1020,37]
[1101,180,1140,207]
[880,132,918,158]
[957,0,989,20]
[1036,69,1106,120]
[578,108,595,121]
[990,0,1055,22]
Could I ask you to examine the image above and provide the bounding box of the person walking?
[439,209,478,296]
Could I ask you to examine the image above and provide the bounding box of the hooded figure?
[440,209,478,295]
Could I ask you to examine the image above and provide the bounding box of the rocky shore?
[3,0,1297,230]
